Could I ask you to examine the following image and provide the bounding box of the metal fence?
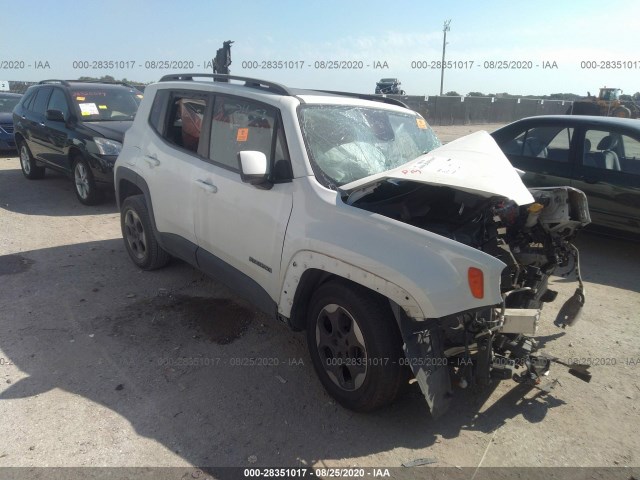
[389,95,574,125]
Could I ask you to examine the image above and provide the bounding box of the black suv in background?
[13,80,142,204]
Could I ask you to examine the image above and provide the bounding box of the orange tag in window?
[416,118,428,129]
[236,128,249,142]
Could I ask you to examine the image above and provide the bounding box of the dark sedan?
[0,92,22,151]
[491,115,640,237]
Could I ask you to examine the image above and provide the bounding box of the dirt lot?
[1,125,639,478]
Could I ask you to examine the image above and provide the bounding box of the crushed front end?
[354,182,592,417]
[418,186,590,416]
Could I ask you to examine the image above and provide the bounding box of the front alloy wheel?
[73,157,103,205]
[306,280,407,412]
[315,303,368,391]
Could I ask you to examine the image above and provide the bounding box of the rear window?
[70,87,141,121]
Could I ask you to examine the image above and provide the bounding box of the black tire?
[73,155,103,205]
[306,280,406,411]
[120,195,170,270]
[18,140,45,179]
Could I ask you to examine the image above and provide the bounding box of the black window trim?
[270,114,293,184]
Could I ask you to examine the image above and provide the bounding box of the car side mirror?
[237,151,272,189]
[46,109,65,122]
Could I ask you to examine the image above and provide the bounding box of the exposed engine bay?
[348,180,592,417]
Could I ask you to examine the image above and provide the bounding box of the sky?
[2,0,640,96]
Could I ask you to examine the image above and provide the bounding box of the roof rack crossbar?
[159,73,292,96]
[315,90,409,109]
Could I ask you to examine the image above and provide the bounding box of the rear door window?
[20,89,37,110]
[583,130,640,175]
[511,126,573,162]
[31,87,52,114]
[618,134,640,175]
[162,92,210,155]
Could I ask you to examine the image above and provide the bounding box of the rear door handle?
[195,179,218,193]
[144,154,160,167]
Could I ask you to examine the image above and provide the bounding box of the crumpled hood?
[341,130,535,206]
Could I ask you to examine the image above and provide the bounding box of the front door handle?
[196,179,218,193]
[144,154,160,167]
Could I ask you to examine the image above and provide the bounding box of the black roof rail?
[159,73,292,96]
[38,79,138,89]
[315,90,409,109]
[71,79,138,88]
[38,79,71,86]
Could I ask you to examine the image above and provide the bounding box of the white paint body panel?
[277,177,506,319]
[193,161,293,300]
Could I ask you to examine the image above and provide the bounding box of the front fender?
[278,251,425,319]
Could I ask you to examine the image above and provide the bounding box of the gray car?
[491,115,640,238]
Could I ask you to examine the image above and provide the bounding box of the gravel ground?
[1,126,639,478]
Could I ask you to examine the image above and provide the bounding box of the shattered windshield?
[299,105,441,187]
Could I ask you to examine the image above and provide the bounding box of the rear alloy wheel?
[73,156,103,205]
[306,280,406,411]
[18,141,45,179]
[121,195,170,270]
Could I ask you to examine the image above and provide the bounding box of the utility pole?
[439,20,451,96]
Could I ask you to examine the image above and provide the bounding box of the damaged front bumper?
[394,276,591,418]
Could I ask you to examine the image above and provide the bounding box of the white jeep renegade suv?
[115,74,591,417]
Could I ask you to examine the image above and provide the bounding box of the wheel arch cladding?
[115,167,157,229]
[280,251,425,330]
